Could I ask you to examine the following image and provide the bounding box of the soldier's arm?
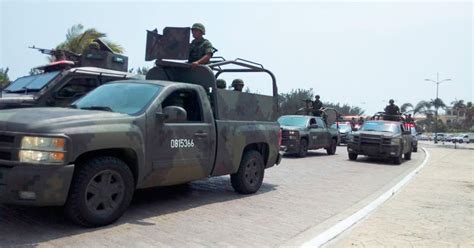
[192,40,214,66]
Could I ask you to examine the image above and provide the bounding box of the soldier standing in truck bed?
[188,23,216,68]
[384,99,400,121]
[312,95,323,116]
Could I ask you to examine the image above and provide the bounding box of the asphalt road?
[0,146,425,247]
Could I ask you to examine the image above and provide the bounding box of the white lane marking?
[301,147,431,248]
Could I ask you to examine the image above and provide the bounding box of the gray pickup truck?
[347,120,413,164]
[1,40,137,110]
[278,115,340,157]
[0,58,281,227]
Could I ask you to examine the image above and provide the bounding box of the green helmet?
[216,79,226,89]
[232,79,244,87]
[191,23,206,35]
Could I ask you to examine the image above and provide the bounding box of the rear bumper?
[0,164,74,206]
[347,143,401,158]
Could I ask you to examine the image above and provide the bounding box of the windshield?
[4,71,60,93]
[331,123,352,132]
[278,116,309,127]
[73,82,163,115]
[360,121,401,133]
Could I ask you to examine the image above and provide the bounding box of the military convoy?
[0,39,138,109]
[347,113,413,165]
[0,28,281,226]
[0,26,421,227]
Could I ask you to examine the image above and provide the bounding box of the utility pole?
[425,73,452,143]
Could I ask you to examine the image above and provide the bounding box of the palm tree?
[400,103,413,114]
[451,99,466,126]
[55,24,124,55]
[0,67,9,88]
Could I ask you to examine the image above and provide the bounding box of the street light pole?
[425,72,451,143]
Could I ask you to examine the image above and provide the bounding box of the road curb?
[298,148,431,248]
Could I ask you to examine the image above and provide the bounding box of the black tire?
[348,152,358,161]
[393,151,403,165]
[65,156,134,227]
[231,150,265,194]
[413,146,418,152]
[404,151,412,160]
[326,139,337,155]
[297,139,308,157]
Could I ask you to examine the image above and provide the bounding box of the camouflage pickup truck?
[0,59,281,227]
[278,115,339,157]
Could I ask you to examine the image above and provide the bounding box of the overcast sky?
[1,0,472,114]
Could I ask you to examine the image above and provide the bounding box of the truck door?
[49,76,100,107]
[308,118,319,149]
[149,88,215,185]
[315,118,330,148]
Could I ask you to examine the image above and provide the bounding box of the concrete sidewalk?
[331,146,474,247]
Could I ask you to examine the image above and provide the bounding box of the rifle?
[29,46,80,61]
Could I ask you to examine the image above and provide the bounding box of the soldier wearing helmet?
[312,95,323,116]
[232,79,244,92]
[189,23,215,68]
[384,99,400,121]
[216,79,227,89]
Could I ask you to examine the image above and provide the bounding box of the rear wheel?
[65,156,134,227]
[297,139,308,157]
[326,139,337,155]
[231,150,265,194]
[348,152,358,161]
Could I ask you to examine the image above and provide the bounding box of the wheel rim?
[244,158,261,186]
[85,169,125,216]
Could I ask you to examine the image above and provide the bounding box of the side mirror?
[309,124,319,129]
[158,106,187,122]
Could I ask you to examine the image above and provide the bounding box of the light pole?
[425,73,451,143]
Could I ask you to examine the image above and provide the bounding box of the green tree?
[278,88,314,116]
[56,24,124,55]
[0,67,10,88]
[129,66,149,75]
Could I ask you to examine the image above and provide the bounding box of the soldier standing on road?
[312,95,323,116]
[232,79,244,92]
[188,23,216,68]
[384,99,401,121]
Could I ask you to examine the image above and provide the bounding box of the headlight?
[20,136,66,164]
[19,150,65,163]
[391,138,401,145]
[288,130,299,139]
[21,136,66,151]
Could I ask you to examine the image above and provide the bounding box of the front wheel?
[297,139,308,157]
[65,156,135,227]
[348,152,358,160]
[393,151,403,165]
[231,150,265,194]
[326,139,337,155]
[404,151,412,160]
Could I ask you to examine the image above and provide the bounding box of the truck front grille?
[0,135,14,144]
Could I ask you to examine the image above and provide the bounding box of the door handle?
[194,132,208,137]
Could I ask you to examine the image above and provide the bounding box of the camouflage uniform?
[384,103,400,121]
[188,23,214,63]
[312,98,323,117]
[188,38,214,63]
